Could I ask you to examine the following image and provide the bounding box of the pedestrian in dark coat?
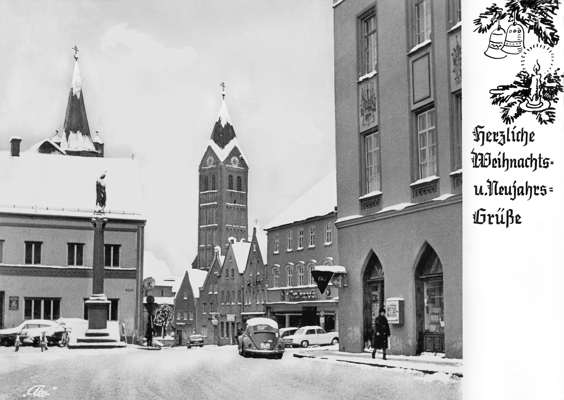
[372,307,390,360]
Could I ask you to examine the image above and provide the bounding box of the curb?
[292,353,463,378]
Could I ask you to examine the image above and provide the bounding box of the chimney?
[10,137,22,157]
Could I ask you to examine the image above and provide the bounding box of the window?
[221,290,225,304]
[363,131,381,194]
[448,0,461,26]
[231,269,234,279]
[273,267,280,287]
[237,290,241,304]
[25,241,42,264]
[274,236,280,254]
[24,297,60,320]
[298,229,304,249]
[203,302,207,314]
[203,175,209,191]
[286,265,293,286]
[236,176,242,191]
[231,290,235,305]
[210,302,214,312]
[308,227,316,248]
[228,175,234,190]
[226,291,230,305]
[67,243,84,266]
[451,93,462,170]
[287,231,293,251]
[414,0,432,45]
[104,244,120,267]
[211,175,216,190]
[359,10,377,77]
[0,239,3,263]
[416,108,438,179]
[306,264,313,285]
[221,322,226,338]
[297,264,305,286]
[325,223,333,244]
[189,312,193,321]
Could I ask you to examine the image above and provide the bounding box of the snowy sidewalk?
[292,346,463,377]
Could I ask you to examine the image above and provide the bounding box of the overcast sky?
[0,0,335,277]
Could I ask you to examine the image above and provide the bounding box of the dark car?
[186,334,204,348]
[238,318,284,359]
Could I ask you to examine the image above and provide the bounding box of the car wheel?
[301,340,309,348]
[331,338,339,345]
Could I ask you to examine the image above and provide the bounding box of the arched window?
[273,267,280,287]
[231,268,234,279]
[211,175,216,190]
[297,264,305,286]
[286,265,293,286]
[228,175,234,190]
[236,176,242,191]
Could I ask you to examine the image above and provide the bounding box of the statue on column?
[96,171,107,213]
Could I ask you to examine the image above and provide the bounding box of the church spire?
[210,82,236,148]
[62,45,96,155]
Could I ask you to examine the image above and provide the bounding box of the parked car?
[186,334,205,348]
[238,318,285,359]
[279,327,297,346]
[283,326,339,348]
[0,319,67,346]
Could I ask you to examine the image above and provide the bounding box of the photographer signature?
[22,385,57,398]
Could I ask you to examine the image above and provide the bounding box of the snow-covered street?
[0,345,460,400]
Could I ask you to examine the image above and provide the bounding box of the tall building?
[192,88,249,270]
[264,171,339,331]
[31,47,104,157]
[333,0,462,358]
[0,50,145,337]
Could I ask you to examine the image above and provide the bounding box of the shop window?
[25,241,42,265]
[67,243,84,266]
[24,297,60,320]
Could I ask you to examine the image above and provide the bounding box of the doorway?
[362,252,384,349]
[415,244,445,353]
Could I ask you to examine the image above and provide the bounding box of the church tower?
[192,85,249,270]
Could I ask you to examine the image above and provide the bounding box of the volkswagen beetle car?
[238,318,284,359]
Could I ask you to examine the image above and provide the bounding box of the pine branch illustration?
[508,0,560,46]
[473,4,507,33]
[490,71,531,124]
[540,69,563,103]
[535,108,555,124]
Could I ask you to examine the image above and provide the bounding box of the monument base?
[85,294,110,330]
[70,320,126,349]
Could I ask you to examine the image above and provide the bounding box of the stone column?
[85,216,110,332]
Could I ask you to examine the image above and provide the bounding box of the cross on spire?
[72,45,79,61]
[220,81,226,99]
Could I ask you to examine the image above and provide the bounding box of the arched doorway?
[415,244,444,353]
[362,252,384,350]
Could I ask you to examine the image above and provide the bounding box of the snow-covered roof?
[265,170,337,230]
[208,137,244,162]
[187,268,207,298]
[0,152,144,219]
[231,241,252,274]
[246,317,278,329]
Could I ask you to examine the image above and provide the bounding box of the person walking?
[372,307,390,360]
[40,330,49,352]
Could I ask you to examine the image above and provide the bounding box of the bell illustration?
[484,23,507,59]
[502,22,524,55]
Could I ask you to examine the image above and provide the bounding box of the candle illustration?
[528,60,541,107]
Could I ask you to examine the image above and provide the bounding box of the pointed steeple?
[62,45,96,154]
[210,82,236,148]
